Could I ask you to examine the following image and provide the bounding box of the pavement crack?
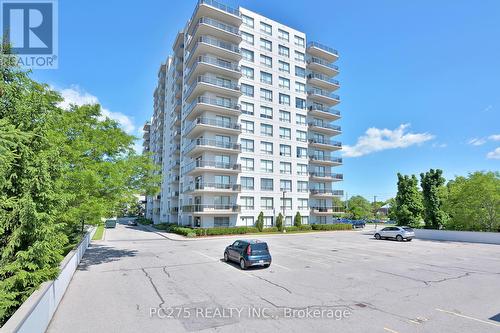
[252,275,292,294]
[162,266,171,278]
[259,296,353,310]
[376,269,472,286]
[141,267,166,308]
[376,270,430,285]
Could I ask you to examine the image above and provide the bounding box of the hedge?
[194,226,259,236]
[311,223,352,231]
[169,226,197,237]
[137,217,152,225]
[262,227,278,232]
[285,225,312,232]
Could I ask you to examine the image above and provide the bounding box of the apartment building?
[145,0,344,227]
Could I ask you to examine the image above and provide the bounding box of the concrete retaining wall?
[414,229,500,245]
[1,227,96,333]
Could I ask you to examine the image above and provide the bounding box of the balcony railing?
[308,88,340,101]
[309,122,341,131]
[309,155,343,164]
[307,73,340,86]
[198,0,240,17]
[185,117,241,135]
[170,207,179,213]
[309,172,344,180]
[184,96,240,118]
[187,183,241,191]
[310,189,344,195]
[184,160,241,174]
[187,36,240,63]
[308,138,342,147]
[186,75,239,95]
[308,57,339,70]
[308,105,341,117]
[307,41,339,56]
[186,138,241,153]
[194,17,240,36]
[185,55,240,80]
[182,204,240,213]
[311,206,344,213]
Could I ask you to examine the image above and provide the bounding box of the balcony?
[307,57,339,77]
[184,160,241,176]
[169,175,180,183]
[170,207,179,214]
[184,75,241,103]
[309,172,343,181]
[307,73,340,91]
[184,96,240,120]
[186,138,241,156]
[184,182,241,193]
[185,56,241,82]
[309,155,343,166]
[191,0,242,28]
[308,138,342,151]
[182,204,240,215]
[308,105,341,120]
[189,17,241,46]
[307,88,340,105]
[310,189,344,197]
[185,117,241,139]
[308,121,341,136]
[310,206,345,215]
[186,36,241,67]
[170,144,181,155]
[306,41,339,63]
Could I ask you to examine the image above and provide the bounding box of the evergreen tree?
[255,212,264,232]
[294,212,302,227]
[276,213,284,232]
[392,173,423,227]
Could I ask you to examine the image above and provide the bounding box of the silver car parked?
[374,226,415,241]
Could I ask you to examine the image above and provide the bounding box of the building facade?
[145,0,344,227]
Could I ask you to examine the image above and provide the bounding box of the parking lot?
[47,221,500,333]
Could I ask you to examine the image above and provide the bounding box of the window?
[241,66,254,79]
[260,71,272,85]
[241,48,254,62]
[296,130,307,142]
[280,144,291,157]
[278,29,289,41]
[241,197,254,210]
[261,197,273,210]
[279,77,290,90]
[241,139,254,152]
[261,123,273,136]
[261,160,273,173]
[241,216,254,226]
[279,110,290,123]
[296,114,306,125]
[260,89,273,102]
[260,55,272,68]
[279,93,290,106]
[285,216,293,226]
[241,157,254,171]
[263,216,274,226]
[214,217,230,227]
[242,14,254,28]
[295,66,306,78]
[260,38,272,51]
[298,198,309,209]
[241,83,254,97]
[294,35,305,47]
[280,197,292,210]
[241,120,254,134]
[296,97,306,109]
[241,177,254,190]
[260,22,272,35]
[241,31,254,45]
[297,164,308,175]
[241,102,254,115]
[302,216,309,225]
[260,141,273,155]
[295,82,305,93]
[279,127,291,139]
[297,181,308,193]
[260,106,273,119]
[294,51,305,62]
[278,45,289,57]
[280,180,292,192]
[297,146,307,158]
[280,162,291,174]
[278,60,290,73]
[261,178,273,191]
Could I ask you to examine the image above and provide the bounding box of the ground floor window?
[214,217,230,227]
[302,216,309,225]
[285,216,292,226]
[264,216,273,227]
[241,216,254,226]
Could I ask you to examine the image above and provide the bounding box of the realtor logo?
[1,0,58,68]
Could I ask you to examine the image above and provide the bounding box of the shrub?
[276,213,284,232]
[263,227,278,232]
[311,223,352,231]
[285,225,312,232]
[137,217,152,225]
[194,226,259,236]
[169,226,196,237]
[294,212,302,227]
[256,212,264,232]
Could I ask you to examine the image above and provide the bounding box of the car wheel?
[374,233,381,240]
[264,264,270,268]
[240,259,246,270]
[224,252,229,262]
[396,235,403,242]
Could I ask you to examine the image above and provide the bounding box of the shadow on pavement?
[220,258,269,271]
[78,243,138,271]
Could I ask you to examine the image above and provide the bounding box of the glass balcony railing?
[309,155,343,164]
[309,172,343,180]
[186,138,241,153]
[308,138,342,147]
[308,105,341,117]
[185,55,240,80]
[195,17,240,36]
[187,36,240,63]
[184,160,241,174]
[184,96,240,117]
[307,41,339,56]
[308,57,339,70]
[309,122,341,131]
[187,182,241,191]
[198,0,240,17]
[182,204,240,213]
[307,73,340,86]
[311,206,345,213]
[308,88,340,101]
[185,117,241,134]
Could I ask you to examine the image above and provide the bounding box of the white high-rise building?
[145,0,344,227]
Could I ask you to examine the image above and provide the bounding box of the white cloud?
[57,85,136,134]
[432,142,447,148]
[488,134,500,141]
[342,124,434,158]
[468,138,487,146]
[486,147,500,160]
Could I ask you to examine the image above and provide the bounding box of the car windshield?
[250,243,268,254]
[402,227,414,232]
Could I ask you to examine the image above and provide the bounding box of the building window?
[294,51,305,62]
[278,60,290,73]
[241,66,254,79]
[214,217,230,227]
[241,83,254,97]
[296,114,306,125]
[297,181,308,193]
[241,139,254,152]
[297,146,307,158]
[285,216,293,226]
[279,127,291,140]
[296,130,307,142]
[297,164,308,175]
[295,82,305,93]
[294,35,305,47]
[241,48,254,62]
[279,93,290,106]
[260,106,273,119]
[261,123,273,136]
[241,101,254,115]
[296,97,306,109]
[260,38,272,51]
[241,197,254,210]
[278,45,289,57]
[295,66,306,78]
[263,216,274,226]
[260,22,272,35]
[260,71,272,85]
[298,198,309,209]
[260,141,273,155]
[241,177,254,190]
[260,55,272,68]
[260,89,273,102]
[279,77,290,90]
[241,31,254,45]
[241,157,254,171]
[241,216,254,226]
[260,160,273,173]
[280,144,291,157]
[280,162,291,174]
[278,29,289,41]
[242,14,254,28]
[261,178,274,191]
[302,216,309,225]
[280,198,292,210]
[279,110,290,123]
[280,180,292,192]
[261,197,274,210]
[241,120,254,134]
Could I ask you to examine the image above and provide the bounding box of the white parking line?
[383,327,399,333]
[435,308,500,328]
[271,263,291,271]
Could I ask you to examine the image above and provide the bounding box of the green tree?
[347,195,372,220]
[256,212,264,232]
[332,196,345,218]
[392,173,423,227]
[294,212,302,227]
[444,172,499,231]
[420,169,448,229]
[276,213,284,232]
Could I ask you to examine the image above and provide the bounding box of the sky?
[31,0,500,201]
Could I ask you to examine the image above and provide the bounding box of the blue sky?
[32,0,500,201]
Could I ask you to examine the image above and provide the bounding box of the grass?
[92,224,104,240]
